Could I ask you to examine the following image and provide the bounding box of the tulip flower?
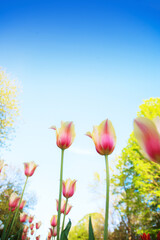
[19,199,26,210]
[36,221,42,229]
[140,233,151,240]
[56,199,66,214]
[48,228,53,238]
[134,117,160,164]
[36,236,40,240]
[86,119,116,155]
[62,178,76,199]
[157,232,160,240]
[31,229,34,235]
[22,232,27,240]
[50,215,57,227]
[29,215,34,223]
[23,225,29,233]
[30,223,34,230]
[24,161,38,177]
[87,119,116,240]
[50,121,75,150]
[20,212,28,222]
[9,192,20,210]
[53,227,57,237]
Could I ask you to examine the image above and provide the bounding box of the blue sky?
[0,0,160,238]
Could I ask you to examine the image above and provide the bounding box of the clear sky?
[0,0,160,238]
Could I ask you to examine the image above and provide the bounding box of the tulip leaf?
[60,219,72,240]
[89,216,95,240]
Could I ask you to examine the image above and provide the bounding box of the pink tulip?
[36,221,42,229]
[48,228,53,238]
[30,223,34,230]
[56,199,66,213]
[31,229,34,235]
[50,215,57,227]
[23,225,29,233]
[53,227,57,237]
[28,215,34,223]
[20,212,28,223]
[9,192,20,210]
[19,199,26,210]
[134,117,160,164]
[86,119,116,155]
[21,232,27,240]
[36,235,40,240]
[62,178,76,199]
[50,121,75,150]
[65,204,72,215]
[24,161,38,177]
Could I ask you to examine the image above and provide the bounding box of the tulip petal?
[85,131,92,138]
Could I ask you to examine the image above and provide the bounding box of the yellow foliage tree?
[0,68,20,148]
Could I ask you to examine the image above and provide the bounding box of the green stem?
[57,149,64,240]
[104,155,109,240]
[5,176,28,239]
[61,198,68,232]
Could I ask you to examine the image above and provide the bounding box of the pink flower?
[65,204,72,215]
[19,199,26,210]
[36,236,40,240]
[23,225,29,233]
[53,227,57,237]
[56,199,66,213]
[86,119,116,155]
[30,223,34,230]
[62,178,76,199]
[24,161,38,177]
[134,117,160,164]
[20,212,28,223]
[21,232,27,240]
[36,221,41,229]
[50,121,75,150]
[9,192,20,210]
[48,228,53,238]
[31,230,34,235]
[50,215,57,227]
[28,215,34,223]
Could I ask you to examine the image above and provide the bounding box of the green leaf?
[89,216,95,240]
[60,219,72,240]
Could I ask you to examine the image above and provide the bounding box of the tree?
[0,67,20,148]
[111,98,160,239]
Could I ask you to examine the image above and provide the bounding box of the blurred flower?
[19,199,26,210]
[9,192,20,210]
[36,221,41,229]
[20,212,28,223]
[157,232,160,240]
[53,227,57,237]
[62,178,76,199]
[30,223,34,230]
[86,119,116,155]
[50,215,57,227]
[24,161,38,177]
[36,236,40,240]
[23,225,29,233]
[21,232,27,240]
[140,233,151,240]
[28,215,34,223]
[48,228,53,238]
[50,121,75,150]
[31,229,34,235]
[0,160,7,173]
[56,199,65,213]
[134,117,160,164]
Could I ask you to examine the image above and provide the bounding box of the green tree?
[111,98,160,239]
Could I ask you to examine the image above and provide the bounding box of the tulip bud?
[31,230,34,235]
[9,192,20,210]
[30,223,34,230]
[23,225,29,233]
[86,119,116,155]
[56,199,65,213]
[62,178,76,199]
[36,235,40,240]
[22,232,27,240]
[36,221,41,229]
[20,212,28,223]
[53,227,57,237]
[24,161,37,177]
[50,215,57,227]
[19,199,26,210]
[50,121,75,150]
[28,215,34,223]
[48,228,53,238]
